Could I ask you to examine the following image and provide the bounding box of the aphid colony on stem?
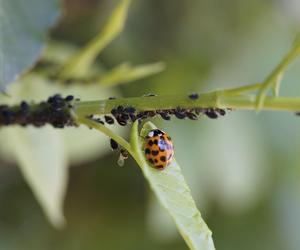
[0,93,229,170]
[90,93,227,128]
[0,94,75,128]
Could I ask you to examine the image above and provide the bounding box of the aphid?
[116,117,127,126]
[174,110,186,119]
[96,118,104,125]
[144,93,157,97]
[159,112,171,121]
[188,93,199,100]
[205,109,218,119]
[111,108,118,116]
[186,112,198,120]
[117,105,124,113]
[216,108,226,116]
[129,114,137,122]
[20,101,29,113]
[117,149,128,167]
[124,106,136,114]
[110,138,119,150]
[144,129,174,170]
[65,95,74,102]
[104,115,114,124]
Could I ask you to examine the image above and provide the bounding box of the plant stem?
[73,91,300,117]
[256,41,300,108]
[76,117,142,166]
[76,116,133,154]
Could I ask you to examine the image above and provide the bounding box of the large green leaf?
[0,0,61,90]
[130,121,215,250]
[4,126,68,228]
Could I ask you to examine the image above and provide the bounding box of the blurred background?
[1,0,300,249]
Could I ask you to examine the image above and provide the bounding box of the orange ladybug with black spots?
[144,129,174,170]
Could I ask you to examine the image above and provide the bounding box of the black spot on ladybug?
[145,148,151,154]
[156,165,164,169]
[152,150,159,156]
[148,140,154,146]
[153,139,158,145]
[154,159,158,163]
[149,158,154,164]
[160,156,166,162]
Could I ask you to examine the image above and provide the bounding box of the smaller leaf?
[99,62,165,86]
[130,121,215,250]
[59,0,131,78]
[272,72,283,97]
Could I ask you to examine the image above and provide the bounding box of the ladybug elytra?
[144,129,174,170]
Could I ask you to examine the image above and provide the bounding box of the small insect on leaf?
[117,148,128,167]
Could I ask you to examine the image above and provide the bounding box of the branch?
[2,88,300,128]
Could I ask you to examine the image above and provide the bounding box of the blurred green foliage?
[1,0,300,249]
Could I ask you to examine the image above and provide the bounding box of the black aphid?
[96,118,105,125]
[110,138,119,150]
[188,93,199,100]
[65,95,74,102]
[205,109,218,119]
[104,115,114,124]
[144,93,157,97]
[186,112,198,120]
[124,106,136,114]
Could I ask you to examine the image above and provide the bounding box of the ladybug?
[144,129,174,170]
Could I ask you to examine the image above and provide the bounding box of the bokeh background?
[1,0,300,249]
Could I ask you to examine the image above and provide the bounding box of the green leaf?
[59,0,131,78]
[99,62,166,86]
[130,121,215,250]
[0,73,123,227]
[3,126,67,228]
[0,0,61,90]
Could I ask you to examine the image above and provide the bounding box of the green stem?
[221,83,262,96]
[75,116,133,155]
[256,42,300,109]
[73,91,300,117]
[75,116,143,166]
